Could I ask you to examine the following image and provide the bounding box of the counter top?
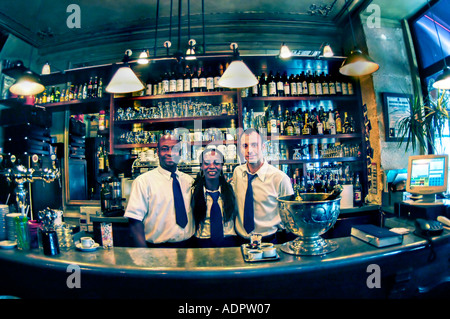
[0,217,448,299]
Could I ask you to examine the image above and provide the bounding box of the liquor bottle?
[310,110,318,135]
[283,72,290,96]
[251,76,259,97]
[335,111,342,134]
[191,68,199,92]
[99,110,106,131]
[55,87,61,103]
[341,75,349,95]
[42,88,48,103]
[335,74,342,95]
[98,78,103,98]
[342,112,351,133]
[87,77,93,98]
[199,68,207,92]
[327,111,336,135]
[50,86,56,103]
[307,71,316,95]
[276,72,284,96]
[302,112,310,135]
[214,64,223,92]
[290,74,297,96]
[295,74,303,95]
[82,82,88,99]
[162,72,170,94]
[316,114,324,135]
[285,112,294,136]
[353,174,362,206]
[98,141,105,173]
[328,74,336,95]
[301,72,308,95]
[268,71,276,96]
[258,73,266,97]
[321,72,329,95]
[347,78,354,95]
[183,68,191,92]
[277,104,284,135]
[175,70,183,93]
[269,109,277,134]
[315,72,323,95]
[92,76,98,98]
[206,68,214,92]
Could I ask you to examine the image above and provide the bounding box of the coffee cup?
[262,246,277,258]
[80,237,95,248]
[247,249,263,261]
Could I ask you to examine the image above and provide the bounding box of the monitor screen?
[406,155,448,201]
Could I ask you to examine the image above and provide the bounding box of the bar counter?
[0,217,449,299]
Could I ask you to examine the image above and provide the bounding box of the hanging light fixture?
[279,43,292,59]
[322,43,334,57]
[185,39,197,60]
[137,50,149,64]
[106,50,145,94]
[41,61,51,75]
[339,1,379,76]
[9,61,45,96]
[426,1,450,90]
[218,43,259,89]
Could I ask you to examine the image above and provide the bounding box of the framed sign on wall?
[382,92,412,142]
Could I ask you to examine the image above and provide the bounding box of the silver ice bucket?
[277,194,341,256]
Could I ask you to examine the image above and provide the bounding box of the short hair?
[238,128,266,144]
[157,133,178,150]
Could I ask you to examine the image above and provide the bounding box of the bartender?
[124,134,195,248]
[191,147,238,247]
[232,128,294,244]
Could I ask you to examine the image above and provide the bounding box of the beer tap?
[0,154,61,215]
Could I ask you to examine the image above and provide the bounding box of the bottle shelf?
[114,114,237,125]
[35,96,111,113]
[269,157,360,165]
[267,133,361,141]
[242,95,357,102]
[115,90,236,101]
[114,140,237,149]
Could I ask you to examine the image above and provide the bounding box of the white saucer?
[0,240,17,249]
[76,242,100,252]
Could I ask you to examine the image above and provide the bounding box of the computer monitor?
[406,154,448,204]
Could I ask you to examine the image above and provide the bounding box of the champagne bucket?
[277,194,341,256]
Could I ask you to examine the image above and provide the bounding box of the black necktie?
[244,172,257,233]
[171,172,188,228]
[207,191,223,242]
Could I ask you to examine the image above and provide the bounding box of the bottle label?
[336,82,342,94]
[308,82,316,95]
[342,83,348,95]
[169,80,177,92]
[184,79,191,92]
[315,83,322,95]
[284,83,290,95]
[162,80,169,93]
[191,78,199,88]
[199,78,207,88]
[290,83,297,95]
[214,76,221,89]
[348,83,354,95]
[322,83,329,95]
[297,82,303,95]
[252,84,258,95]
[329,82,336,95]
[176,79,184,92]
[261,84,268,97]
[302,81,308,94]
[277,81,283,92]
[207,77,214,90]
[269,83,276,95]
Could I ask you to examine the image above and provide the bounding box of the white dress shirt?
[232,161,294,238]
[194,186,237,239]
[124,166,195,244]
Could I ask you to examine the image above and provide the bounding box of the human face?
[158,138,180,172]
[201,151,223,181]
[239,131,264,165]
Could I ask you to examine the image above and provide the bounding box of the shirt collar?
[242,160,268,182]
[157,166,179,181]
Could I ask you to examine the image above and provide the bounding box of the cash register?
[398,154,450,220]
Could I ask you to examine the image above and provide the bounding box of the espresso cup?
[247,249,263,261]
[262,246,277,258]
[80,237,95,248]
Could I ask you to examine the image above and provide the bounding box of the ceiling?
[0,0,429,68]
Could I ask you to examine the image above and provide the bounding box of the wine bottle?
[199,68,207,92]
[162,72,170,94]
[268,71,276,96]
[276,72,284,96]
[308,72,316,95]
[289,74,297,96]
[260,73,268,97]
[353,174,362,206]
[315,72,323,95]
[321,72,329,95]
[295,74,303,95]
[92,76,98,98]
[301,72,308,95]
[191,68,199,92]
[183,68,191,92]
[176,70,184,93]
[206,67,214,92]
[283,72,290,96]
[327,111,336,135]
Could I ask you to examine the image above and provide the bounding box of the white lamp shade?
[433,67,450,90]
[323,45,334,57]
[218,60,258,89]
[279,44,292,59]
[105,66,145,93]
[339,50,379,76]
[9,71,45,96]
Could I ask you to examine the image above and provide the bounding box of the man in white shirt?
[232,128,294,244]
[125,134,195,247]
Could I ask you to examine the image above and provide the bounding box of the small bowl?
[247,249,263,260]
[262,246,277,258]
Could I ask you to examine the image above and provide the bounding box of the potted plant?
[397,90,449,153]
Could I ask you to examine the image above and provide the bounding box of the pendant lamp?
[339,2,379,76]
[106,50,145,94]
[218,43,258,89]
[279,43,292,59]
[9,61,45,96]
[426,1,450,90]
[185,39,197,60]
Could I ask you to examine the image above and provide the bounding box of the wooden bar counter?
[0,217,448,299]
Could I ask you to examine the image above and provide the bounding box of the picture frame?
[382,92,412,142]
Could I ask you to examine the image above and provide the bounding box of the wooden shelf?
[267,133,361,141]
[114,90,237,101]
[35,96,111,113]
[114,114,237,125]
[269,157,361,165]
[242,95,357,102]
[114,140,237,149]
